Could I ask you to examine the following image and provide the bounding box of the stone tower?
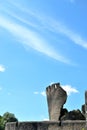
[46,83,67,121]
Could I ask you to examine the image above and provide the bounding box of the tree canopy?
[0,112,18,130]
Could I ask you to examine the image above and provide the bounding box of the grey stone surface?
[5,121,86,130]
[46,83,67,121]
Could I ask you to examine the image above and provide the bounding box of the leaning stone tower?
[46,83,67,121]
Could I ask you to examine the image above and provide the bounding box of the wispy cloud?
[0,65,5,72]
[39,16,87,49]
[62,84,79,95]
[34,91,46,97]
[1,1,87,65]
[0,16,71,65]
[10,3,87,50]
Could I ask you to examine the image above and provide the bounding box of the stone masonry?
[46,83,67,121]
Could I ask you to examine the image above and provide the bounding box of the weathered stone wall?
[46,83,67,121]
[5,121,86,130]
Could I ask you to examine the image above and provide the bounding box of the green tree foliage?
[0,116,4,130]
[2,112,18,124]
[0,112,18,130]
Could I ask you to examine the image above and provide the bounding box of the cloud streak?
[9,2,87,50]
[38,16,87,49]
[0,16,71,64]
[1,1,87,66]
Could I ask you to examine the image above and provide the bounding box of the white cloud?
[28,9,87,49]
[40,17,87,50]
[31,11,87,49]
[17,7,86,50]
[40,91,46,97]
[34,91,46,97]
[0,1,79,66]
[0,65,5,72]
[1,1,86,65]
[34,92,39,95]
[0,16,72,65]
[62,84,79,95]
[12,4,86,50]
[43,118,49,121]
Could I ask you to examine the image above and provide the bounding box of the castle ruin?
[46,83,67,121]
[5,83,87,130]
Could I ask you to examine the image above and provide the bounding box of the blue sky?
[0,0,87,121]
